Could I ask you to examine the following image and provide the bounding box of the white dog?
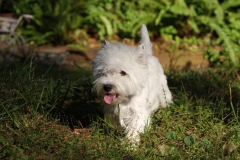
[92,24,172,145]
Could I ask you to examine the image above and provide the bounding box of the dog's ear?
[136,44,147,64]
[138,44,145,54]
[138,44,145,50]
[139,24,152,55]
[103,40,109,46]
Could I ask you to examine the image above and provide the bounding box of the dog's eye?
[96,70,105,77]
[120,71,127,76]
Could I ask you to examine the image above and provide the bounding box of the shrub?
[4,0,240,67]
[9,0,85,46]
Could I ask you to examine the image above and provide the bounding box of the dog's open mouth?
[104,94,117,104]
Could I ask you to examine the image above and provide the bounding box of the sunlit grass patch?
[141,103,240,159]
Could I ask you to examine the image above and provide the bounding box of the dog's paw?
[121,134,140,150]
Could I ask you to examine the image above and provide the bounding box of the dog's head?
[92,24,152,105]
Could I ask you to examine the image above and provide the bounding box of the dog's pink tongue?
[104,94,116,104]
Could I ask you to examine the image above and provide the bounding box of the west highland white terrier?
[92,24,172,145]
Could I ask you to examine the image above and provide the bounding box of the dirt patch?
[2,37,208,71]
[0,13,209,70]
[64,38,209,71]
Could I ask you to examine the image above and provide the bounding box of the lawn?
[0,58,239,159]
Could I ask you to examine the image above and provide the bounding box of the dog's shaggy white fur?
[92,24,172,144]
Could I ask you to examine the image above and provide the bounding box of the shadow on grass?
[167,68,240,123]
[3,59,238,131]
[0,59,104,130]
[47,63,240,130]
[34,63,105,129]
[53,83,104,130]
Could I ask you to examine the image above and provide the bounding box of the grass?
[0,60,239,159]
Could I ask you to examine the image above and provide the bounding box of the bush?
[84,0,240,66]
[8,0,85,45]
[4,0,240,67]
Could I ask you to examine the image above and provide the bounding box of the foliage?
[192,0,240,66]
[84,0,158,40]
[9,0,85,46]
[2,0,240,65]
[83,0,240,67]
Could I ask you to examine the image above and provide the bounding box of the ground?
[34,37,209,71]
[0,12,209,69]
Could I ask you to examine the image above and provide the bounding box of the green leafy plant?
[14,0,85,46]
[83,0,240,66]
[5,0,240,66]
[184,135,196,146]
[84,0,157,40]
[168,0,240,66]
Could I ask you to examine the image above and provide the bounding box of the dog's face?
[92,41,148,105]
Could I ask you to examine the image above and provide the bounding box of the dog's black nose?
[103,84,112,92]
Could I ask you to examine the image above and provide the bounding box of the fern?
[99,15,113,37]
[7,0,240,67]
[209,21,238,65]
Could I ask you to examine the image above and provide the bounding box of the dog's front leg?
[124,113,148,144]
